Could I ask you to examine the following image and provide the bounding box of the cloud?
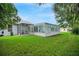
[16,3,57,24]
[19,14,57,24]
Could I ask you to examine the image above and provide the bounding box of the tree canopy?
[54,3,79,34]
[0,3,21,29]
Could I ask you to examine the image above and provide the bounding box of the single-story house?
[0,20,34,36]
[34,22,60,37]
[0,21,60,37]
[60,28,68,32]
[60,27,72,32]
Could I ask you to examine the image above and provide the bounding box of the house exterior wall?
[60,28,68,32]
[0,29,10,36]
[0,22,60,37]
[0,25,18,36]
[4,29,10,36]
[12,25,18,35]
[0,24,34,36]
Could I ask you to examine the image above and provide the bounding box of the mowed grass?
[0,32,79,56]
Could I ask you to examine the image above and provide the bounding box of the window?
[8,25,12,32]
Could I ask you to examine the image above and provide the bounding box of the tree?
[0,3,21,29]
[54,3,79,34]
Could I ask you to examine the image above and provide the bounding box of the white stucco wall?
[33,32,60,37]
[0,29,10,36]
[4,29,10,36]
[60,28,68,32]
[12,25,17,35]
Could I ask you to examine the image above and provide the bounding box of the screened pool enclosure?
[34,23,60,37]
[34,23,60,33]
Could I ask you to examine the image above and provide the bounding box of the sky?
[14,3,57,24]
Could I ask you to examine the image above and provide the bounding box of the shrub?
[72,27,79,35]
[11,32,13,36]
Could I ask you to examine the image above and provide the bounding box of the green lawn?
[0,32,79,56]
